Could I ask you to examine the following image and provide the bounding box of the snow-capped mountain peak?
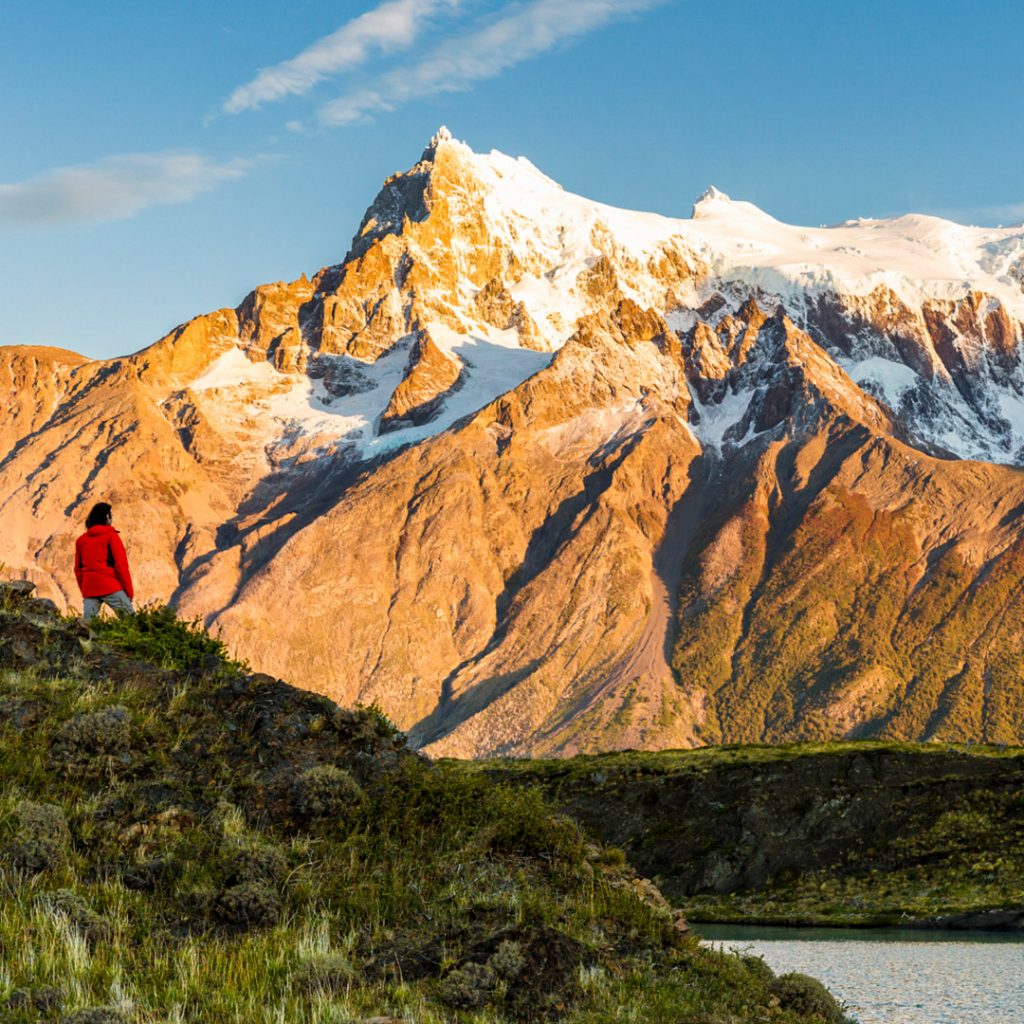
[691,185,732,216]
[134,132,1024,473]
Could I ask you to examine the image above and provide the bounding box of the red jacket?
[74,525,134,600]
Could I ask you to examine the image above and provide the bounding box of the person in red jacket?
[74,502,135,620]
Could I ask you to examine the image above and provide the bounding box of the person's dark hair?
[85,502,112,529]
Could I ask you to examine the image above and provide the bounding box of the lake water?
[697,924,1024,1024]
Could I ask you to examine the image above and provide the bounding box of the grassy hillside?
[475,743,1024,927]
[0,582,850,1024]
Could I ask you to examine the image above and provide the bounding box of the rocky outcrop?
[379,330,463,431]
[495,743,1024,926]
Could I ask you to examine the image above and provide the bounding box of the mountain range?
[3,127,1024,756]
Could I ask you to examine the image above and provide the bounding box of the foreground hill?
[0,581,849,1023]
[480,743,1024,928]
[3,129,1024,755]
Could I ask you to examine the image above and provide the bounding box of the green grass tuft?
[90,604,247,676]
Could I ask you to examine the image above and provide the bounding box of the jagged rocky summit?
[4,128,1024,756]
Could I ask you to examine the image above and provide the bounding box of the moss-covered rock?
[4,799,70,874]
[219,836,288,886]
[62,1008,127,1024]
[214,881,281,929]
[438,961,497,1009]
[489,938,526,979]
[0,693,47,731]
[120,857,175,893]
[39,890,112,948]
[53,705,131,769]
[4,986,64,1014]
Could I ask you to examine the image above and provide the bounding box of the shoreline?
[687,908,1024,933]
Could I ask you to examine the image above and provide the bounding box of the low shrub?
[53,706,131,765]
[5,800,70,873]
[214,881,281,929]
[773,971,849,1023]
[39,889,112,948]
[293,764,366,823]
[62,1008,127,1024]
[90,604,245,675]
[438,961,497,1009]
[219,836,288,886]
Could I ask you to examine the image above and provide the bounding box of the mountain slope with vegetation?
[0,581,850,1024]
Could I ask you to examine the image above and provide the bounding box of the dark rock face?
[908,909,1024,931]
[0,618,79,671]
[349,165,431,262]
[506,746,1024,910]
[0,584,82,673]
[0,580,36,598]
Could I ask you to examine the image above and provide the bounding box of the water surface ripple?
[698,925,1024,1024]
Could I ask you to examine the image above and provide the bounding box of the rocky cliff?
[483,742,1024,928]
[4,129,1024,755]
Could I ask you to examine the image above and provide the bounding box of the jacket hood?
[85,524,119,536]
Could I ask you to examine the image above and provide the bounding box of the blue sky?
[2,0,1023,360]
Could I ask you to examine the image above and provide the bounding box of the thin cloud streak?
[224,0,462,114]
[0,152,256,228]
[318,0,666,126]
[921,200,1024,228]
[957,202,1024,227]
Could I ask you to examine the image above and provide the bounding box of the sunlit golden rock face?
[4,130,1024,755]
[0,346,89,456]
[379,330,463,431]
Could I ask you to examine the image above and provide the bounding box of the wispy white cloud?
[991,203,1024,226]
[0,152,256,228]
[224,0,463,114]
[941,201,1024,227]
[317,0,666,127]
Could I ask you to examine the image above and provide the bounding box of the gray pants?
[83,590,134,620]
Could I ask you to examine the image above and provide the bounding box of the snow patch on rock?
[842,356,920,409]
[689,386,758,451]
